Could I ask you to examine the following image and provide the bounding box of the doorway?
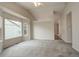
[66,12,72,43]
[54,23,61,40]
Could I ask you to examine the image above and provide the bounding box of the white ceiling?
[17,2,66,21]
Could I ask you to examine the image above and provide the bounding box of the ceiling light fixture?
[33,2,42,7]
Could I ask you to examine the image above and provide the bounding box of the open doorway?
[66,12,72,43]
[54,23,61,40]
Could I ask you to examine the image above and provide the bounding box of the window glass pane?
[5,19,22,39]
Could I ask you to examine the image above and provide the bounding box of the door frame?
[66,11,72,43]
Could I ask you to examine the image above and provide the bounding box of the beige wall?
[33,21,54,40]
[3,36,23,48]
[0,16,3,52]
[0,2,35,20]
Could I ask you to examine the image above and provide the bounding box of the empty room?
[0,2,79,57]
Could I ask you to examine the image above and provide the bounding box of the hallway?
[0,40,79,57]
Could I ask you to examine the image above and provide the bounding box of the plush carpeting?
[0,40,79,57]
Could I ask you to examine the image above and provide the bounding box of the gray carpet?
[0,40,79,57]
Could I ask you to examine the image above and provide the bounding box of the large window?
[5,19,22,39]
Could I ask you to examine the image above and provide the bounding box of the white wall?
[60,2,79,52]
[59,3,72,43]
[71,3,79,52]
[33,21,54,40]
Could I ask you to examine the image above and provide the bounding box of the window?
[24,23,27,35]
[5,19,22,39]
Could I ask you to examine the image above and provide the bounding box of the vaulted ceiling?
[17,2,66,21]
